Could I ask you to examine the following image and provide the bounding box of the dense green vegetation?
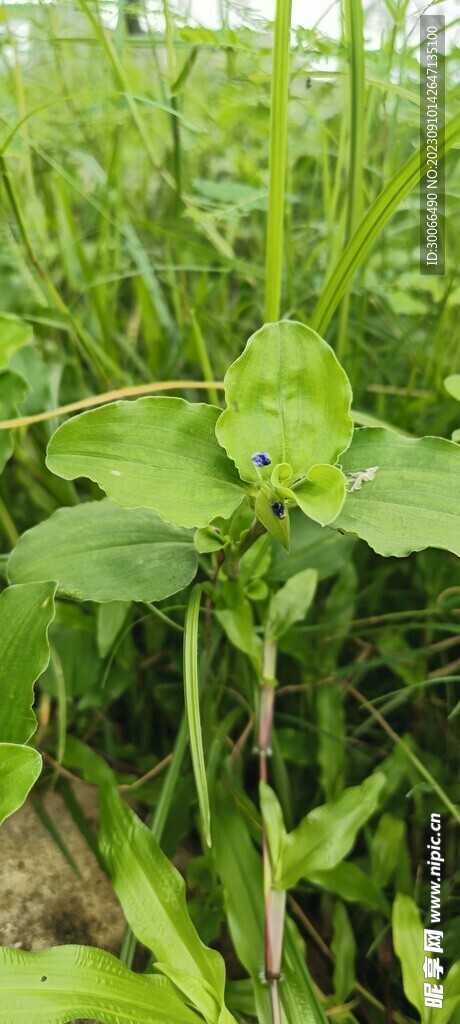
[0,2,459,1023]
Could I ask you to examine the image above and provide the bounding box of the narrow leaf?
[335,428,460,557]
[0,944,201,1024]
[9,499,198,603]
[216,321,353,483]
[99,785,227,1021]
[331,902,356,1003]
[309,861,389,915]
[273,773,385,890]
[265,568,317,640]
[184,584,211,847]
[392,894,428,1022]
[0,744,42,826]
[213,788,328,1024]
[0,582,56,744]
[46,397,246,529]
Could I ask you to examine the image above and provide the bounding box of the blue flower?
[271,502,285,520]
[251,452,271,467]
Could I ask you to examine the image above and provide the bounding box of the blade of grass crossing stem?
[264,0,292,323]
[184,584,211,847]
[311,112,460,336]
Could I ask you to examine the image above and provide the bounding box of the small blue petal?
[251,452,271,467]
[271,502,285,520]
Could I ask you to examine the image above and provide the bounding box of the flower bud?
[251,452,271,467]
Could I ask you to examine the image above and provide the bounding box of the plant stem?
[264,0,292,323]
[258,640,284,1024]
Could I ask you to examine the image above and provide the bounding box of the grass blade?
[183,584,211,847]
[311,112,460,336]
[264,0,292,322]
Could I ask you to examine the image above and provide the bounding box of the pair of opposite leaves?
[45,319,460,560]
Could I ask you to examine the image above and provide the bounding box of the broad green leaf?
[9,499,198,603]
[213,788,328,1024]
[184,585,211,847]
[309,862,389,915]
[0,744,42,826]
[289,465,347,526]
[0,582,56,744]
[336,428,460,557]
[331,902,356,1003]
[46,397,246,529]
[0,315,32,370]
[265,568,317,641]
[0,944,201,1024]
[445,375,460,401]
[0,370,29,474]
[392,894,428,1022]
[216,322,353,484]
[272,774,385,890]
[99,784,228,1022]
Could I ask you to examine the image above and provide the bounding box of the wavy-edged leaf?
[0,744,42,826]
[46,397,246,529]
[0,581,56,744]
[216,322,353,484]
[335,428,460,557]
[99,784,229,1022]
[184,584,211,847]
[268,774,385,890]
[9,499,198,603]
[0,944,201,1024]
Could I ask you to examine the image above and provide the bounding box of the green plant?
[1,1,459,1021]
[1,319,460,1023]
